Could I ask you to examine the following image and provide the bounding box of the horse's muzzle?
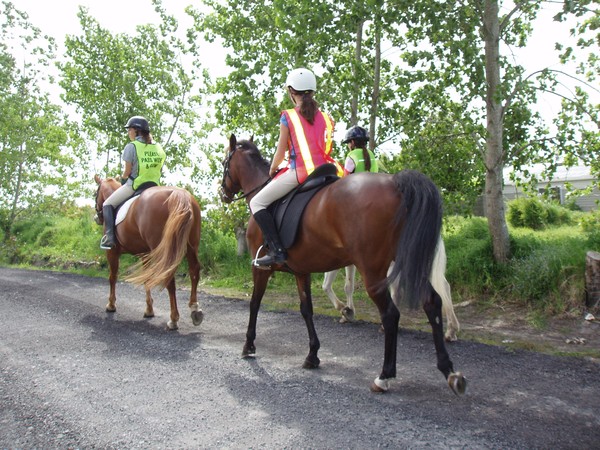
[94,213,103,225]
[219,187,232,204]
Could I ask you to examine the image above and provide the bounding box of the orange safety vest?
[281,108,343,183]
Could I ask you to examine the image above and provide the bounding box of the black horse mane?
[237,139,270,173]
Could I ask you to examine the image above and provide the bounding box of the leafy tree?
[193,0,598,263]
[58,0,210,186]
[0,1,85,240]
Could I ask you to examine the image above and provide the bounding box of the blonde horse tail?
[430,237,460,341]
[126,189,193,289]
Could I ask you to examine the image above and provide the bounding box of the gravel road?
[1,267,599,449]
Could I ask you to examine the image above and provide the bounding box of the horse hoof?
[143,313,154,319]
[302,357,320,369]
[448,372,467,396]
[370,377,390,393]
[242,344,256,358]
[105,307,116,313]
[166,320,178,331]
[444,332,458,342]
[341,307,355,322]
[191,310,204,326]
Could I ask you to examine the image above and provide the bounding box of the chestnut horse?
[322,238,460,342]
[220,135,466,395]
[94,175,203,330]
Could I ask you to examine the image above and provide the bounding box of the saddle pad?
[115,196,138,226]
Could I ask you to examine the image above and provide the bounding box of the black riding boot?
[99,205,116,250]
[252,209,287,266]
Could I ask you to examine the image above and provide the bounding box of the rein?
[226,180,269,202]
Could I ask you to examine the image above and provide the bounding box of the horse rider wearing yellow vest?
[99,116,166,250]
[342,125,378,175]
[249,68,343,267]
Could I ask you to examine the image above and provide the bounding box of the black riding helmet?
[124,116,150,132]
[342,125,369,144]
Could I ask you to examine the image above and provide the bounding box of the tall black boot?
[99,205,116,250]
[252,209,287,266]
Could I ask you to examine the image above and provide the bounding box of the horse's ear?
[94,174,101,185]
[229,134,237,151]
[250,135,254,142]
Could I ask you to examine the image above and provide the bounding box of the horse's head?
[93,174,120,225]
[220,134,268,203]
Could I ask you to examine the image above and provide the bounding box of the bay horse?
[322,238,460,342]
[93,175,203,330]
[220,135,466,395]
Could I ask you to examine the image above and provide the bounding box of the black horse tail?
[388,170,443,309]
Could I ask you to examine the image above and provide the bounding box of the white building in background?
[503,164,599,211]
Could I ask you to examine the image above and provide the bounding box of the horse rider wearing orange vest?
[249,68,342,267]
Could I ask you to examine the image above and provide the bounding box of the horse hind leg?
[143,285,155,318]
[187,247,203,326]
[165,277,180,330]
[423,283,466,396]
[369,286,399,393]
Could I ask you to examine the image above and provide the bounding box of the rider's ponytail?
[290,88,319,125]
[362,148,372,172]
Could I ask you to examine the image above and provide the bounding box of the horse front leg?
[369,287,400,393]
[143,284,154,318]
[322,269,345,312]
[423,283,466,396]
[242,268,271,358]
[341,265,356,322]
[106,250,119,313]
[165,277,180,331]
[187,247,203,326]
[295,273,320,369]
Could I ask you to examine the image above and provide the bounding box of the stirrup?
[252,245,286,268]
[99,234,115,250]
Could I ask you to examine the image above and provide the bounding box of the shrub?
[580,210,600,250]
[507,197,574,229]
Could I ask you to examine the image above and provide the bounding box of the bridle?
[220,144,269,202]
[93,183,104,224]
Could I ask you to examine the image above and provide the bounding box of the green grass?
[1,206,598,324]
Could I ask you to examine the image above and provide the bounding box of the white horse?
[322,237,460,341]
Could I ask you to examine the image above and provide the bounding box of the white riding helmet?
[285,68,317,92]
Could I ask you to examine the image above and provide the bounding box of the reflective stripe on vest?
[132,140,166,189]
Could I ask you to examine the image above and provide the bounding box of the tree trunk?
[483,0,511,263]
[369,14,381,152]
[350,20,364,126]
[586,251,600,310]
[235,226,248,256]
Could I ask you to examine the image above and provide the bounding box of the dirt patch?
[398,300,600,358]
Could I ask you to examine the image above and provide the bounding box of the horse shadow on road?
[79,312,202,363]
